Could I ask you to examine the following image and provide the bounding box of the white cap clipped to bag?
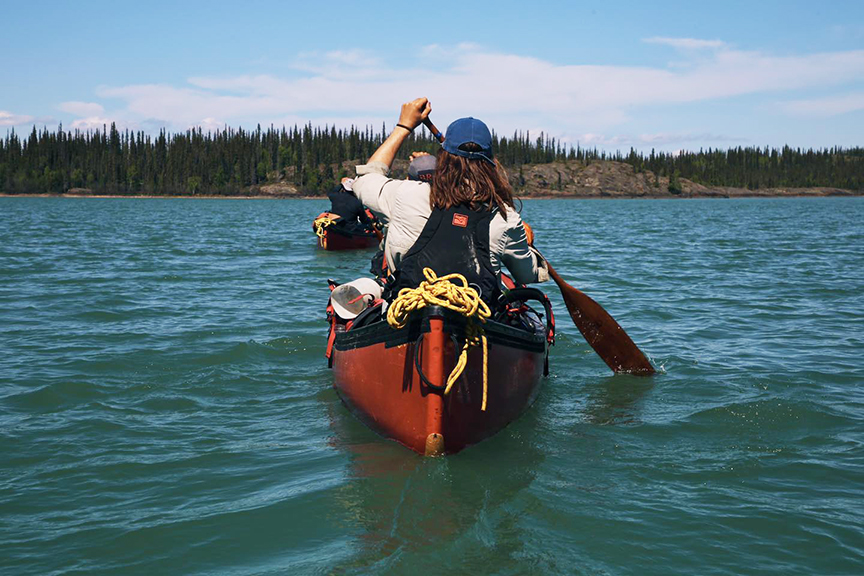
[329,278,382,320]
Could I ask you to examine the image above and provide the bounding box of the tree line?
[1,123,862,195]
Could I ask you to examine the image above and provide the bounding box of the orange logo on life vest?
[452,213,468,227]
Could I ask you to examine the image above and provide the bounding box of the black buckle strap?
[413,332,461,392]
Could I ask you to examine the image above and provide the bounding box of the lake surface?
[2,196,863,575]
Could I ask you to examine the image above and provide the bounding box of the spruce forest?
[1,123,863,195]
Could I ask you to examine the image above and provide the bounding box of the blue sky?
[2,0,863,152]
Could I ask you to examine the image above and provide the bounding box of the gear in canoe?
[313,179,382,250]
[325,269,555,456]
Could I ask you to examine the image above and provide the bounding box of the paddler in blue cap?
[352,97,548,304]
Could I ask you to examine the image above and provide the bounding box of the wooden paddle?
[546,262,655,375]
[424,116,654,375]
[422,118,444,143]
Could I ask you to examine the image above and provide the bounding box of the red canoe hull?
[312,214,380,250]
[331,308,548,455]
[317,227,379,250]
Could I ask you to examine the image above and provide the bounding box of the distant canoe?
[312,212,380,251]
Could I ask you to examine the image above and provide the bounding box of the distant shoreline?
[3,158,861,200]
[4,156,863,200]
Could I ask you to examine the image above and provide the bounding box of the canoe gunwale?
[317,227,379,250]
[325,225,378,240]
[333,306,547,354]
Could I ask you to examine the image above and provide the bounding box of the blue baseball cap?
[442,117,495,165]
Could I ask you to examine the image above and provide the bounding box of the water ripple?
[1,197,862,575]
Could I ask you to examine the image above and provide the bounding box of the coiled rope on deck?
[313,215,338,249]
[313,216,337,240]
[386,268,492,410]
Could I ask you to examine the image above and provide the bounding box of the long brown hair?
[430,149,515,217]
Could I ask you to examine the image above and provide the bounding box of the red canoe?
[312,212,381,251]
[328,292,554,455]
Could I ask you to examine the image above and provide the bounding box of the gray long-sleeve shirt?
[352,161,548,285]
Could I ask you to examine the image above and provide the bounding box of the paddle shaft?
[423,118,444,143]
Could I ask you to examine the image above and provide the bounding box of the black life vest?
[384,205,500,304]
[327,186,370,230]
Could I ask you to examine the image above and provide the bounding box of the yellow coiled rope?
[387,268,492,410]
[313,216,337,240]
[313,215,338,249]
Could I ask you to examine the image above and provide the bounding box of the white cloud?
[70,116,123,130]
[579,133,627,147]
[781,92,864,116]
[293,48,384,72]
[575,131,745,148]
[292,49,387,78]
[636,132,747,145]
[59,43,864,148]
[189,117,226,132]
[56,102,127,131]
[643,37,727,50]
[420,42,485,61]
[0,110,35,126]
[59,101,105,116]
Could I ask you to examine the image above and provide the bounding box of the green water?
[1,197,863,575]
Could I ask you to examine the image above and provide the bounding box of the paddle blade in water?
[547,264,655,375]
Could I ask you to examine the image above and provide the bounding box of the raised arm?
[367,98,432,169]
